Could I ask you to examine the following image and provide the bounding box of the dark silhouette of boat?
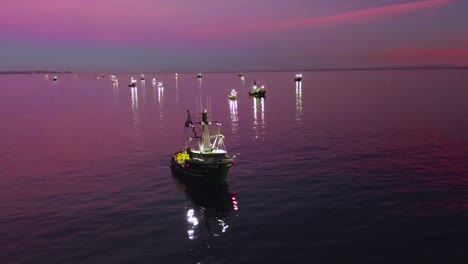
[294,73,303,82]
[248,80,266,97]
[128,78,137,87]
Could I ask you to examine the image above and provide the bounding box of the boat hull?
[170,155,232,184]
[248,90,266,97]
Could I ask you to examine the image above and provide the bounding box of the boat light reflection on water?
[186,208,199,240]
[296,80,302,123]
[253,97,265,140]
[229,100,238,135]
[158,85,164,106]
[174,177,239,241]
[184,193,239,240]
[131,87,139,125]
[175,76,179,103]
[253,97,265,126]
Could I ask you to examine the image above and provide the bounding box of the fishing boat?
[152,78,157,84]
[140,74,145,81]
[110,75,118,84]
[157,81,164,87]
[248,80,266,97]
[228,89,237,100]
[197,73,202,79]
[128,78,137,87]
[170,110,234,184]
[294,73,303,82]
[53,76,58,81]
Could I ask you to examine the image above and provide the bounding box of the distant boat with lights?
[128,78,137,87]
[170,110,234,184]
[140,74,145,81]
[248,80,266,97]
[197,73,202,79]
[228,89,237,100]
[152,78,157,84]
[110,75,118,84]
[53,76,58,81]
[294,73,303,82]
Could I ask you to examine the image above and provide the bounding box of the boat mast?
[201,110,211,152]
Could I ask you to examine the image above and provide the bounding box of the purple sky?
[2,0,467,72]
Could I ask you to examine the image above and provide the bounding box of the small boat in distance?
[53,76,58,81]
[228,89,237,100]
[294,73,303,82]
[152,78,157,84]
[170,110,234,184]
[197,73,202,79]
[140,74,145,81]
[237,73,243,77]
[128,78,137,87]
[157,81,163,87]
[248,80,266,97]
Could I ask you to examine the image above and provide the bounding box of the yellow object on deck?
[175,152,190,164]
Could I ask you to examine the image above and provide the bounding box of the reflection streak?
[229,100,238,135]
[296,81,302,123]
[158,87,164,131]
[131,87,139,125]
[253,97,265,140]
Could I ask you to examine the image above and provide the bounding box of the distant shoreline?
[1,66,467,75]
[0,71,72,75]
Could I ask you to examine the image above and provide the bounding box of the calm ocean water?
[1,70,468,263]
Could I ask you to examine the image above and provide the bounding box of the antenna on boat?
[185,110,200,139]
[199,97,203,117]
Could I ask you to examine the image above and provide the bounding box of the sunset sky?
[2,0,467,72]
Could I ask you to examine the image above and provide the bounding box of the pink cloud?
[197,0,454,34]
[381,47,468,65]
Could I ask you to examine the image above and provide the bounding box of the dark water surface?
[1,70,468,263]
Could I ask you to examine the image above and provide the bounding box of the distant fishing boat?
[170,110,234,184]
[53,76,58,81]
[152,78,157,84]
[140,74,145,81]
[157,81,163,87]
[110,75,118,84]
[248,80,266,97]
[128,78,137,87]
[294,73,302,82]
[228,89,237,100]
[197,73,202,79]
